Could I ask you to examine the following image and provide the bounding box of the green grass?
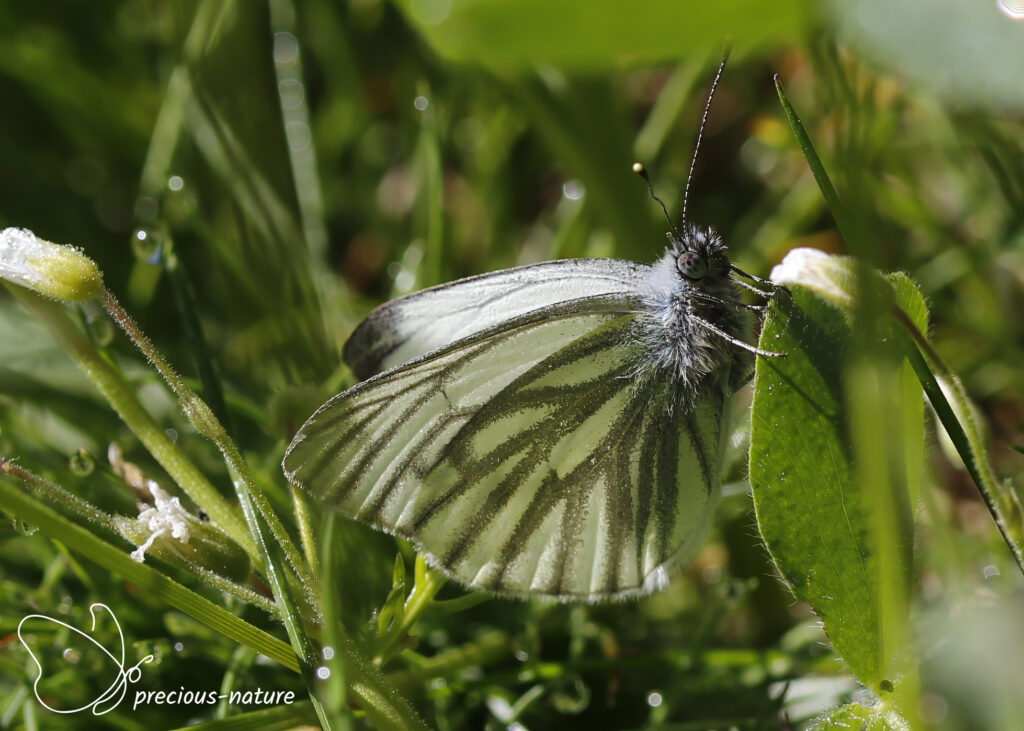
[1,1,1024,729]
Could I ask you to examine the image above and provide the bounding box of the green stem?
[319,514,351,731]
[894,309,1024,575]
[375,555,445,666]
[1,460,275,614]
[232,467,331,729]
[6,285,256,558]
[0,459,122,535]
[99,289,312,592]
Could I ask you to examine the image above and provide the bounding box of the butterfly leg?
[730,265,783,291]
[733,279,774,298]
[692,291,766,312]
[690,313,786,358]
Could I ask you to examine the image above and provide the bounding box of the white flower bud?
[770,247,857,309]
[0,227,103,302]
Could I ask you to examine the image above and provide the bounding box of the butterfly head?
[667,224,731,285]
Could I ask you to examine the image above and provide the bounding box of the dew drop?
[83,307,115,347]
[63,648,81,664]
[16,520,38,536]
[286,121,311,151]
[279,79,304,110]
[315,665,331,680]
[131,227,164,265]
[562,179,584,200]
[274,32,299,65]
[69,449,95,477]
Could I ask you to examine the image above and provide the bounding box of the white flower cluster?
[131,482,193,563]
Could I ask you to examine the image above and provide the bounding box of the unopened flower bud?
[0,227,103,302]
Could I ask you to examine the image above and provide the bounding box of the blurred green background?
[1,0,1023,728]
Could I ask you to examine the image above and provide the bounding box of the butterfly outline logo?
[17,602,154,715]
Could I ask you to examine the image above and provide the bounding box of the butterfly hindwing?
[343,258,649,378]
[408,340,726,599]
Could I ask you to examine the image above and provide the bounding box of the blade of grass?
[172,701,317,730]
[318,513,351,731]
[894,309,1024,574]
[417,81,446,288]
[774,75,856,243]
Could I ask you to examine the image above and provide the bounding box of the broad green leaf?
[750,250,926,693]
[393,0,811,72]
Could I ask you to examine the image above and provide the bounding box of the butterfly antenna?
[633,162,682,240]
[681,50,730,228]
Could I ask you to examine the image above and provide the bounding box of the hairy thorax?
[633,225,753,399]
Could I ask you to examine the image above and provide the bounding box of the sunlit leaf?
[393,0,811,71]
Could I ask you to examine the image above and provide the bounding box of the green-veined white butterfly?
[283,58,783,601]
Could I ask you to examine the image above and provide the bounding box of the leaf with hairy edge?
[749,250,926,699]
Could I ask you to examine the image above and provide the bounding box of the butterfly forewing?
[284,295,639,533]
[343,259,649,378]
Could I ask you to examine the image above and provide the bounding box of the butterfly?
[283,57,783,601]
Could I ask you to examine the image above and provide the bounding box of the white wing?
[343,258,649,379]
[284,294,728,600]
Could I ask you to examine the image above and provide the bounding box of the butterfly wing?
[408,330,726,600]
[343,258,649,378]
[285,291,727,600]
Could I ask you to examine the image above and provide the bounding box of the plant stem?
[97,288,328,716]
[0,473,299,671]
[99,288,313,592]
[0,458,122,535]
[6,285,256,558]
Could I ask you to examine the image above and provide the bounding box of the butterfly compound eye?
[676,251,708,280]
